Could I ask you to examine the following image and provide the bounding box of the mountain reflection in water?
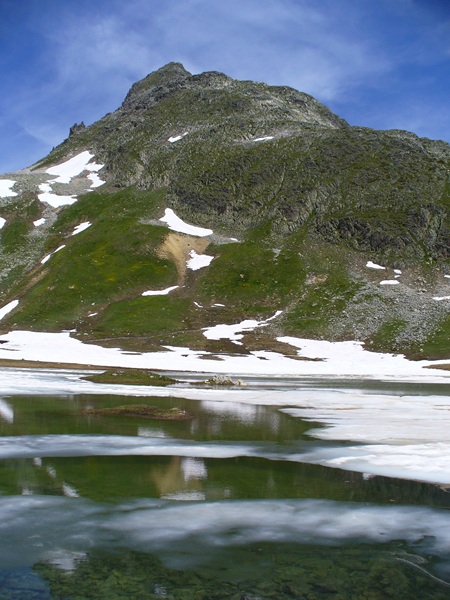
[0,369,450,598]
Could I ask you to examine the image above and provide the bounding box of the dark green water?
[0,388,450,599]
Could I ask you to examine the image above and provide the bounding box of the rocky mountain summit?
[0,63,449,359]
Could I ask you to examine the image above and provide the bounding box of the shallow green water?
[1,386,450,599]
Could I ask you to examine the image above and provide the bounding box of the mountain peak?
[122,62,192,109]
[150,61,192,81]
[1,64,449,358]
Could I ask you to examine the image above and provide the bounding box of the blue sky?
[0,0,449,173]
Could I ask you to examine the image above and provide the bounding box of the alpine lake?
[1,368,450,600]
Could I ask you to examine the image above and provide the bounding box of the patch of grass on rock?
[83,368,177,386]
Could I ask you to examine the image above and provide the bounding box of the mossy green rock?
[83,368,177,386]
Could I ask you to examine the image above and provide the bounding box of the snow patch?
[366,261,385,270]
[46,151,103,184]
[159,209,213,237]
[38,151,104,206]
[433,296,450,301]
[41,245,66,264]
[203,311,282,342]
[72,222,91,236]
[0,218,6,229]
[168,132,188,143]
[253,136,274,142]
[33,218,46,227]
[142,285,179,297]
[380,280,399,285]
[38,191,77,208]
[87,172,105,188]
[186,249,214,270]
[0,300,19,321]
[0,180,17,197]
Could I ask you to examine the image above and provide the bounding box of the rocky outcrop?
[68,122,86,137]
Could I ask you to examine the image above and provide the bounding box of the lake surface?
[1,369,450,598]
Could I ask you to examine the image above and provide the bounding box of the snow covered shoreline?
[0,328,448,383]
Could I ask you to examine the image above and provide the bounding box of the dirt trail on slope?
[157,233,210,284]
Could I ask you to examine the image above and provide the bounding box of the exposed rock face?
[122,62,193,110]
[69,122,86,137]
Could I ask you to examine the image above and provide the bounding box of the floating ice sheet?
[1,365,450,483]
[300,441,450,484]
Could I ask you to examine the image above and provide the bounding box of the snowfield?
[0,326,447,382]
[38,151,105,207]
[46,151,104,184]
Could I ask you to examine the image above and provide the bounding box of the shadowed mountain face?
[0,63,449,358]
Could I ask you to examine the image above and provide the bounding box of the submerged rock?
[82,404,191,420]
